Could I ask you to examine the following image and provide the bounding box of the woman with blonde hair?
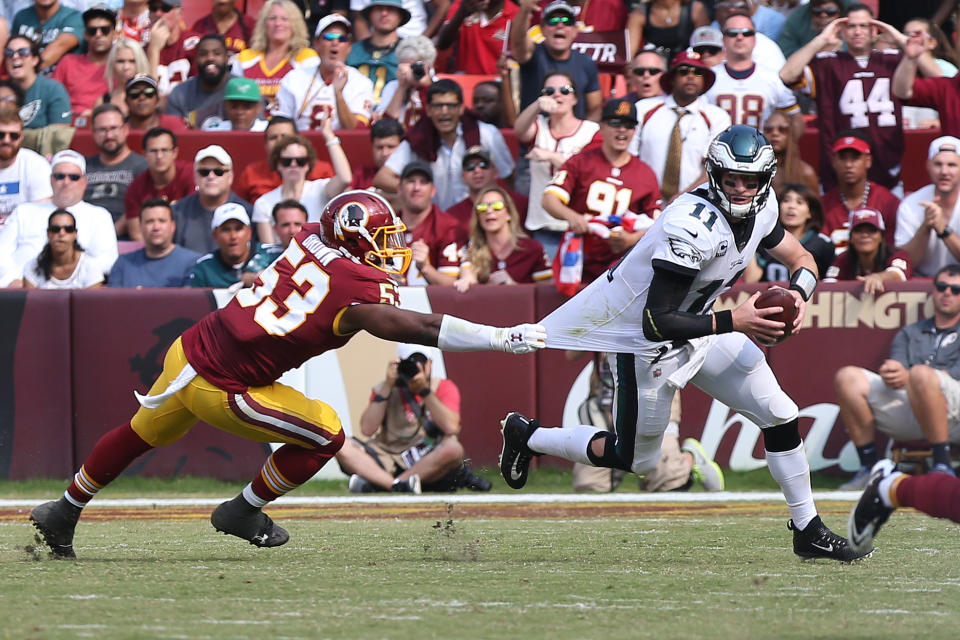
[454,186,552,293]
[22,210,103,290]
[232,0,319,110]
[94,38,151,115]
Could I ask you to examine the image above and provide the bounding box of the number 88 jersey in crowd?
[542,188,780,359]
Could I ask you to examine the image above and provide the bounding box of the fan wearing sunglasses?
[0,149,118,288]
[274,15,373,132]
[252,127,352,244]
[49,5,117,120]
[515,69,599,262]
[3,35,71,129]
[0,105,53,224]
[833,263,960,493]
[454,186,552,293]
[776,0,843,59]
[168,145,252,255]
[21,209,103,290]
[124,75,187,132]
[508,0,603,121]
[9,1,84,73]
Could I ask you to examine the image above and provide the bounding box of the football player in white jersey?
[500,125,870,562]
[706,13,802,132]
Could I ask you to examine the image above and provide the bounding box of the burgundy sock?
[896,473,960,524]
[250,442,339,502]
[65,422,153,506]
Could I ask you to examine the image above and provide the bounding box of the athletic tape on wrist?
[789,267,816,302]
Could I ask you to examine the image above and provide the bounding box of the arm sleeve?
[641,261,715,341]
[759,223,786,250]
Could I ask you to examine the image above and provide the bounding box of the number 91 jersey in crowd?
[180,223,400,393]
[541,188,779,358]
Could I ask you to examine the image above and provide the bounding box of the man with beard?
[84,103,148,238]
[165,34,232,129]
[275,15,373,131]
[628,51,731,202]
[0,105,52,222]
[50,5,116,120]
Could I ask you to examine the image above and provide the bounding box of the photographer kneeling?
[337,344,491,493]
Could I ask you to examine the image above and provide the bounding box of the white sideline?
[0,491,864,508]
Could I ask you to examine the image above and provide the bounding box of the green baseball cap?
[224,77,261,102]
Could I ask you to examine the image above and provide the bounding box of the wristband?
[714,309,734,334]
[437,315,499,352]
[418,387,432,398]
[938,226,953,239]
[326,137,341,147]
[372,392,388,403]
[789,267,817,302]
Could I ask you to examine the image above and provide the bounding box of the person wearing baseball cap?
[188,201,278,289]
[170,145,253,256]
[894,135,960,278]
[690,26,725,67]
[823,207,911,294]
[821,130,901,253]
[346,0,408,93]
[630,50,730,201]
[543,97,662,282]
[508,0,603,121]
[446,146,529,233]
[0,147,119,287]
[201,77,269,132]
[125,74,186,132]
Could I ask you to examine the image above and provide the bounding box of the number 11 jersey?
[541,189,780,358]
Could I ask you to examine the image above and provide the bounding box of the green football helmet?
[706,125,777,219]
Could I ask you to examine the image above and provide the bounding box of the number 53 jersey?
[541,189,780,358]
[181,223,399,392]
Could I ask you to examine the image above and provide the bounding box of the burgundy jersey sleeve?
[182,225,399,391]
[503,237,552,283]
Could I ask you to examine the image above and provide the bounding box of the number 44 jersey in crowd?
[542,189,779,359]
[181,223,399,393]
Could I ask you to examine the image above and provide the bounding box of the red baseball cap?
[848,207,885,232]
[832,135,871,155]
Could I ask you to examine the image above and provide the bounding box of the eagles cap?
[601,99,638,126]
[211,202,250,230]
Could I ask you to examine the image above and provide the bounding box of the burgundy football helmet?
[320,190,412,275]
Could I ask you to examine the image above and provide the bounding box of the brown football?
[754,287,799,343]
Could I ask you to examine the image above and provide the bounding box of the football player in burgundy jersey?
[30,191,546,558]
[779,5,941,192]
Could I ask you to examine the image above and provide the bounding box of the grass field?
[2,473,959,640]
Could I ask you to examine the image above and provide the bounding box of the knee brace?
[762,418,802,453]
[586,432,633,472]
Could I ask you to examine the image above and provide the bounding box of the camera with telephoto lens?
[397,351,429,384]
[410,61,426,80]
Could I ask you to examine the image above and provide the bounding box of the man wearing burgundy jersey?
[820,131,900,253]
[780,4,940,192]
[145,0,199,96]
[29,190,546,558]
[397,161,464,286]
[543,99,663,283]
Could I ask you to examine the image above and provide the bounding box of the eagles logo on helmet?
[320,190,413,275]
[706,125,777,219]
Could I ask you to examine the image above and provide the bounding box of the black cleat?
[848,460,897,554]
[211,498,289,548]
[789,515,870,562]
[391,474,422,494]
[499,412,540,489]
[454,462,492,492]
[30,498,81,559]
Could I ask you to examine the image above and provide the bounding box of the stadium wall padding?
[0,281,936,479]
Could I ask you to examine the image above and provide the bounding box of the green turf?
[0,466,845,500]
[2,506,958,640]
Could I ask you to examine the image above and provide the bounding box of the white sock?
[242,483,268,508]
[877,472,904,508]
[766,444,817,530]
[527,425,603,466]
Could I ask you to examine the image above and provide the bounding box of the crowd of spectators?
[1,0,959,485]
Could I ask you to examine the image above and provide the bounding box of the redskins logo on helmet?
[320,190,412,275]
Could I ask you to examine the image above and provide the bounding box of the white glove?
[493,323,547,354]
